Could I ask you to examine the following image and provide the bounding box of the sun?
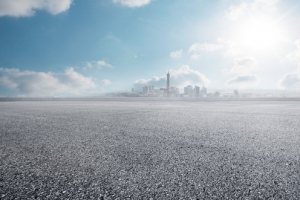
[235,16,285,51]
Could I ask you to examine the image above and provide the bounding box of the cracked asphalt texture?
[0,100,300,199]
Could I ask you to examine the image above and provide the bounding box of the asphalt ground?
[0,101,300,199]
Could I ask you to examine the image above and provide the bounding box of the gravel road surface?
[1,101,300,199]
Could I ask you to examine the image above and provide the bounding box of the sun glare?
[236,16,285,51]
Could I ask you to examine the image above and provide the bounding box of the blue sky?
[0,0,300,96]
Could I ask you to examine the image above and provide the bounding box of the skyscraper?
[194,85,200,97]
[166,71,170,97]
[201,85,207,95]
[234,89,239,96]
[143,85,148,94]
[184,85,193,96]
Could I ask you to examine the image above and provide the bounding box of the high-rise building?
[234,90,239,96]
[194,85,200,97]
[143,85,148,94]
[166,71,170,97]
[170,87,179,96]
[149,86,154,92]
[160,88,166,97]
[184,85,193,96]
[201,85,207,95]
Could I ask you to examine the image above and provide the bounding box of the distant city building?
[143,85,148,94]
[147,85,154,95]
[133,72,216,98]
[170,87,179,96]
[184,85,193,96]
[166,71,170,97]
[234,89,239,96]
[153,89,158,95]
[241,93,253,98]
[194,85,200,97]
[148,85,154,92]
[201,85,207,95]
[160,88,166,97]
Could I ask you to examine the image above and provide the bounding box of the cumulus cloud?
[227,56,258,88]
[190,53,200,60]
[84,60,113,70]
[133,65,210,90]
[0,0,72,17]
[278,72,300,89]
[227,74,259,88]
[189,43,223,52]
[251,0,279,10]
[170,49,183,58]
[101,79,112,86]
[0,67,96,96]
[226,0,279,20]
[226,2,248,21]
[112,0,151,7]
[230,56,257,74]
[279,40,300,89]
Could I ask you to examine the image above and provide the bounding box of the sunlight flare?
[236,16,285,51]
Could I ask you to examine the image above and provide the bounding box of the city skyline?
[1,0,300,97]
[133,71,208,97]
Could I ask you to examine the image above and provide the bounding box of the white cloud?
[189,43,223,52]
[252,0,279,10]
[0,0,72,17]
[226,2,248,21]
[230,56,257,74]
[84,60,113,70]
[0,67,96,96]
[226,0,280,20]
[287,40,300,63]
[279,40,300,89]
[101,79,112,86]
[227,74,259,88]
[133,65,210,89]
[170,49,183,58]
[190,53,200,60]
[112,0,151,7]
[278,72,300,89]
[227,56,258,88]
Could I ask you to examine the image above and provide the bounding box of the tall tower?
[167,71,170,97]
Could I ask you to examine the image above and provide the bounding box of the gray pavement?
[0,101,300,199]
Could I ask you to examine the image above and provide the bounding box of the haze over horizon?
[1,0,300,97]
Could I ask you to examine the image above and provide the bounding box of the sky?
[1,0,300,97]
